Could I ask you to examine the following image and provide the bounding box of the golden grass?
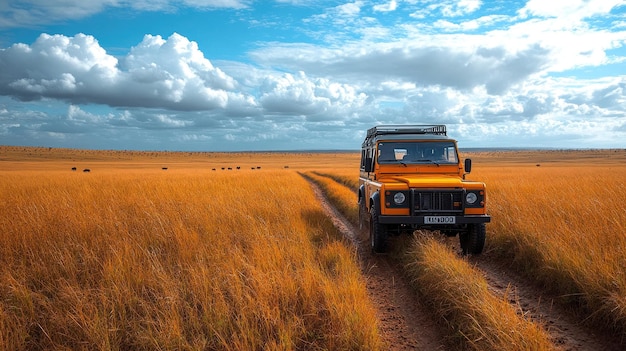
[0,145,360,172]
[402,234,555,351]
[0,168,380,350]
[302,172,359,225]
[472,164,626,333]
[3,146,625,349]
[461,149,626,165]
[312,171,360,192]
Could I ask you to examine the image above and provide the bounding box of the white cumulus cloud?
[0,32,252,111]
[259,71,368,118]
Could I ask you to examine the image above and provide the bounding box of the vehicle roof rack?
[366,125,447,138]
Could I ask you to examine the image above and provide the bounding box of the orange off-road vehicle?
[358,125,490,254]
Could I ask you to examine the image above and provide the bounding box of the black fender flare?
[370,191,381,216]
[358,184,365,204]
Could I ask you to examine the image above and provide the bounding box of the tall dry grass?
[402,234,555,351]
[0,169,380,350]
[303,172,359,225]
[312,171,360,192]
[473,164,626,333]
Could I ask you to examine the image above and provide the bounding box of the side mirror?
[464,158,472,174]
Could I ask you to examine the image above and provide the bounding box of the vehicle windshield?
[377,141,458,165]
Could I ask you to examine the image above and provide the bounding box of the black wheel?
[369,202,387,254]
[460,223,486,255]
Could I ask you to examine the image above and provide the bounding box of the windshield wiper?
[419,159,440,166]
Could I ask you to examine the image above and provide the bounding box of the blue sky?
[1,0,625,151]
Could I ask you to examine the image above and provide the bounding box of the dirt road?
[307,178,448,350]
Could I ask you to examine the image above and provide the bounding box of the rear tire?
[460,223,486,255]
[369,202,387,254]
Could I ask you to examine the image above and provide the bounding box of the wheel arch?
[369,191,381,215]
[358,184,365,204]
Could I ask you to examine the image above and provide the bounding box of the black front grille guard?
[411,189,464,216]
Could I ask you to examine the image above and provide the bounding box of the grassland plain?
[2,146,625,350]
[0,162,380,350]
[0,146,360,172]
[473,163,626,334]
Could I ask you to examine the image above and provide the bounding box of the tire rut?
[305,177,448,350]
[468,250,625,351]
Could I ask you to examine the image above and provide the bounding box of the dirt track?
[306,178,447,350]
[470,254,624,351]
[306,177,625,351]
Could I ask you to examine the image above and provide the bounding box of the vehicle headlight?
[393,192,406,205]
[466,192,478,204]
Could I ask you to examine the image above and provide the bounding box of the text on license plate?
[424,216,456,224]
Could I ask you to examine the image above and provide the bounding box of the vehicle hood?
[386,175,464,188]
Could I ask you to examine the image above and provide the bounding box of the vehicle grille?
[412,190,463,215]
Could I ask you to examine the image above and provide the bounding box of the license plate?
[424,216,456,224]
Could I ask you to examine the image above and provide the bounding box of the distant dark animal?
[284,166,289,169]
[212,168,216,171]
[251,167,256,170]
[227,167,232,170]
[83,169,91,173]
[257,166,261,169]
[71,167,77,171]
[536,164,541,167]
[221,167,225,170]
[162,167,168,170]
[236,166,240,170]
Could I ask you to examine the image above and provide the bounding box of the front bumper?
[378,214,491,225]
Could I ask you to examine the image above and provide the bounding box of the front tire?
[460,223,486,255]
[369,202,387,254]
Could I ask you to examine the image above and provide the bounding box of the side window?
[360,149,366,170]
[360,147,375,172]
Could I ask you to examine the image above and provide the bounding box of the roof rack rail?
[366,125,447,138]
